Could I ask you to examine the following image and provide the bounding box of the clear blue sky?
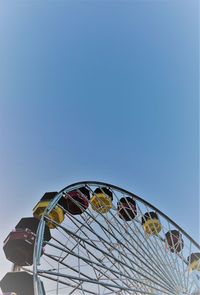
[0,0,199,278]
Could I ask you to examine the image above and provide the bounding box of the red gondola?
[3,217,51,266]
[165,230,184,253]
[117,197,137,221]
[15,217,51,242]
[59,187,90,215]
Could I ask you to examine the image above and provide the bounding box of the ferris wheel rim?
[31,180,200,295]
[55,180,200,251]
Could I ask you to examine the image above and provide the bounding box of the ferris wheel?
[1,181,200,295]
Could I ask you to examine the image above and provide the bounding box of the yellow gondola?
[188,253,200,272]
[90,187,113,213]
[33,192,64,229]
[141,211,161,235]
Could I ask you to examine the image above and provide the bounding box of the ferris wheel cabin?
[141,211,162,235]
[33,192,64,229]
[165,230,184,253]
[3,217,51,266]
[0,272,45,295]
[117,197,137,221]
[58,187,90,215]
[90,187,113,213]
[188,253,200,272]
